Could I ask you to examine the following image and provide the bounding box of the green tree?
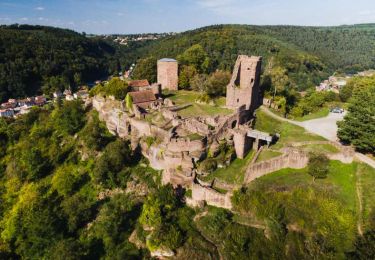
[80,111,114,151]
[338,85,375,154]
[132,56,157,83]
[178,65,197,89]
[139,195,162,229]
[90,77,129,100]
[177,44,210,73]
[125,93,133,111]
[308,153,330,182]
[52,100,85,135]
[190,73,208,92]
[205,70,231,97]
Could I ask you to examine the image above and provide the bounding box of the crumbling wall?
[244,149,309,183]
[166,137,206,154]
[226,55,262,113]
[182,118,210,136]
[191,183,232,209]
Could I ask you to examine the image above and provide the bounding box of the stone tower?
[226,55,262,113]
[157,58,178,91]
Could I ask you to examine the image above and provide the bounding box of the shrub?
[308,153,330,181]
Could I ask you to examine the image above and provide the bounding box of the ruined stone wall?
[226,55,262,112]
[191,183,232,209]
[182,118,210,136]
[157,59,178,91]
[166,137,206,154]
[244,149,309,183]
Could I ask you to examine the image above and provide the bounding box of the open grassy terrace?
[254,109,325,149]
[164,90,233,118]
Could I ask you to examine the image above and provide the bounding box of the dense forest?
[124,24,375,88]
[2,24,375,102]
[0,25,124,102]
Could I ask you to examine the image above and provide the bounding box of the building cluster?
[0,96,47,118]
[316,76,348,93]
[0,88,90,118]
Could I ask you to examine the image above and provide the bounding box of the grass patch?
[255,149,282,163]
[201,150,255,185]
[294,107,330,121]
[250,161,358,210]
[358,163,375,230]
[187,133,203,141]
[166,90,233,117]
[255,109,325,149]
[300,144,340,154]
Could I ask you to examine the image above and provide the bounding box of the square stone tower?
[157,58,178,91]
[226,55,262,113]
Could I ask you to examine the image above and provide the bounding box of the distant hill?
[0,25,123,102]
[2,24,375,101]
[122,24,375,90]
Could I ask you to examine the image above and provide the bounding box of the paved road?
[299,112,346,141]
[260,106,375,169]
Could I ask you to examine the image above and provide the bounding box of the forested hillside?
[0,25,123,102]
[2,24,375,102]
[124,24,375,90]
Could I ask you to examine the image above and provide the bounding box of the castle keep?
[157,58,178,91]
[226,55,262,113]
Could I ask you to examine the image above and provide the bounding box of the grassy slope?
[358,163,375,230]
[254,109,325,149]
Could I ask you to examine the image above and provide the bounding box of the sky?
[1,0,375,34]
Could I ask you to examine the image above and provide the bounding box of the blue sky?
[1,0,375,34]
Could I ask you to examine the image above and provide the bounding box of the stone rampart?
[244,149,309,183]
[191,183,232,209]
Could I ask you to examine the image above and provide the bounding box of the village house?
[74,90,89,100]
[18,98,34,108]
[0,109,15,118]
[34,96,47,106]
[127,90,159,109]
[128,79,162,97]
[53,90,63,99]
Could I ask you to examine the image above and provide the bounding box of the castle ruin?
[157,58,178,91]
[93,55,278,210]
[226,55,262,113]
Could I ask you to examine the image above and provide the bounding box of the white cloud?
[35,6,45,11]
[20,17,29,21]
[117,12,124,16]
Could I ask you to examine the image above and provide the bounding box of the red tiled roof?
[128,79,150,88]
[128,90,156,104]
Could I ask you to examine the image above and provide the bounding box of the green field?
[165,90,233,117]
[254,109,325,149]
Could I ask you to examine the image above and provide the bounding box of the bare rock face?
[150,248,175,258]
